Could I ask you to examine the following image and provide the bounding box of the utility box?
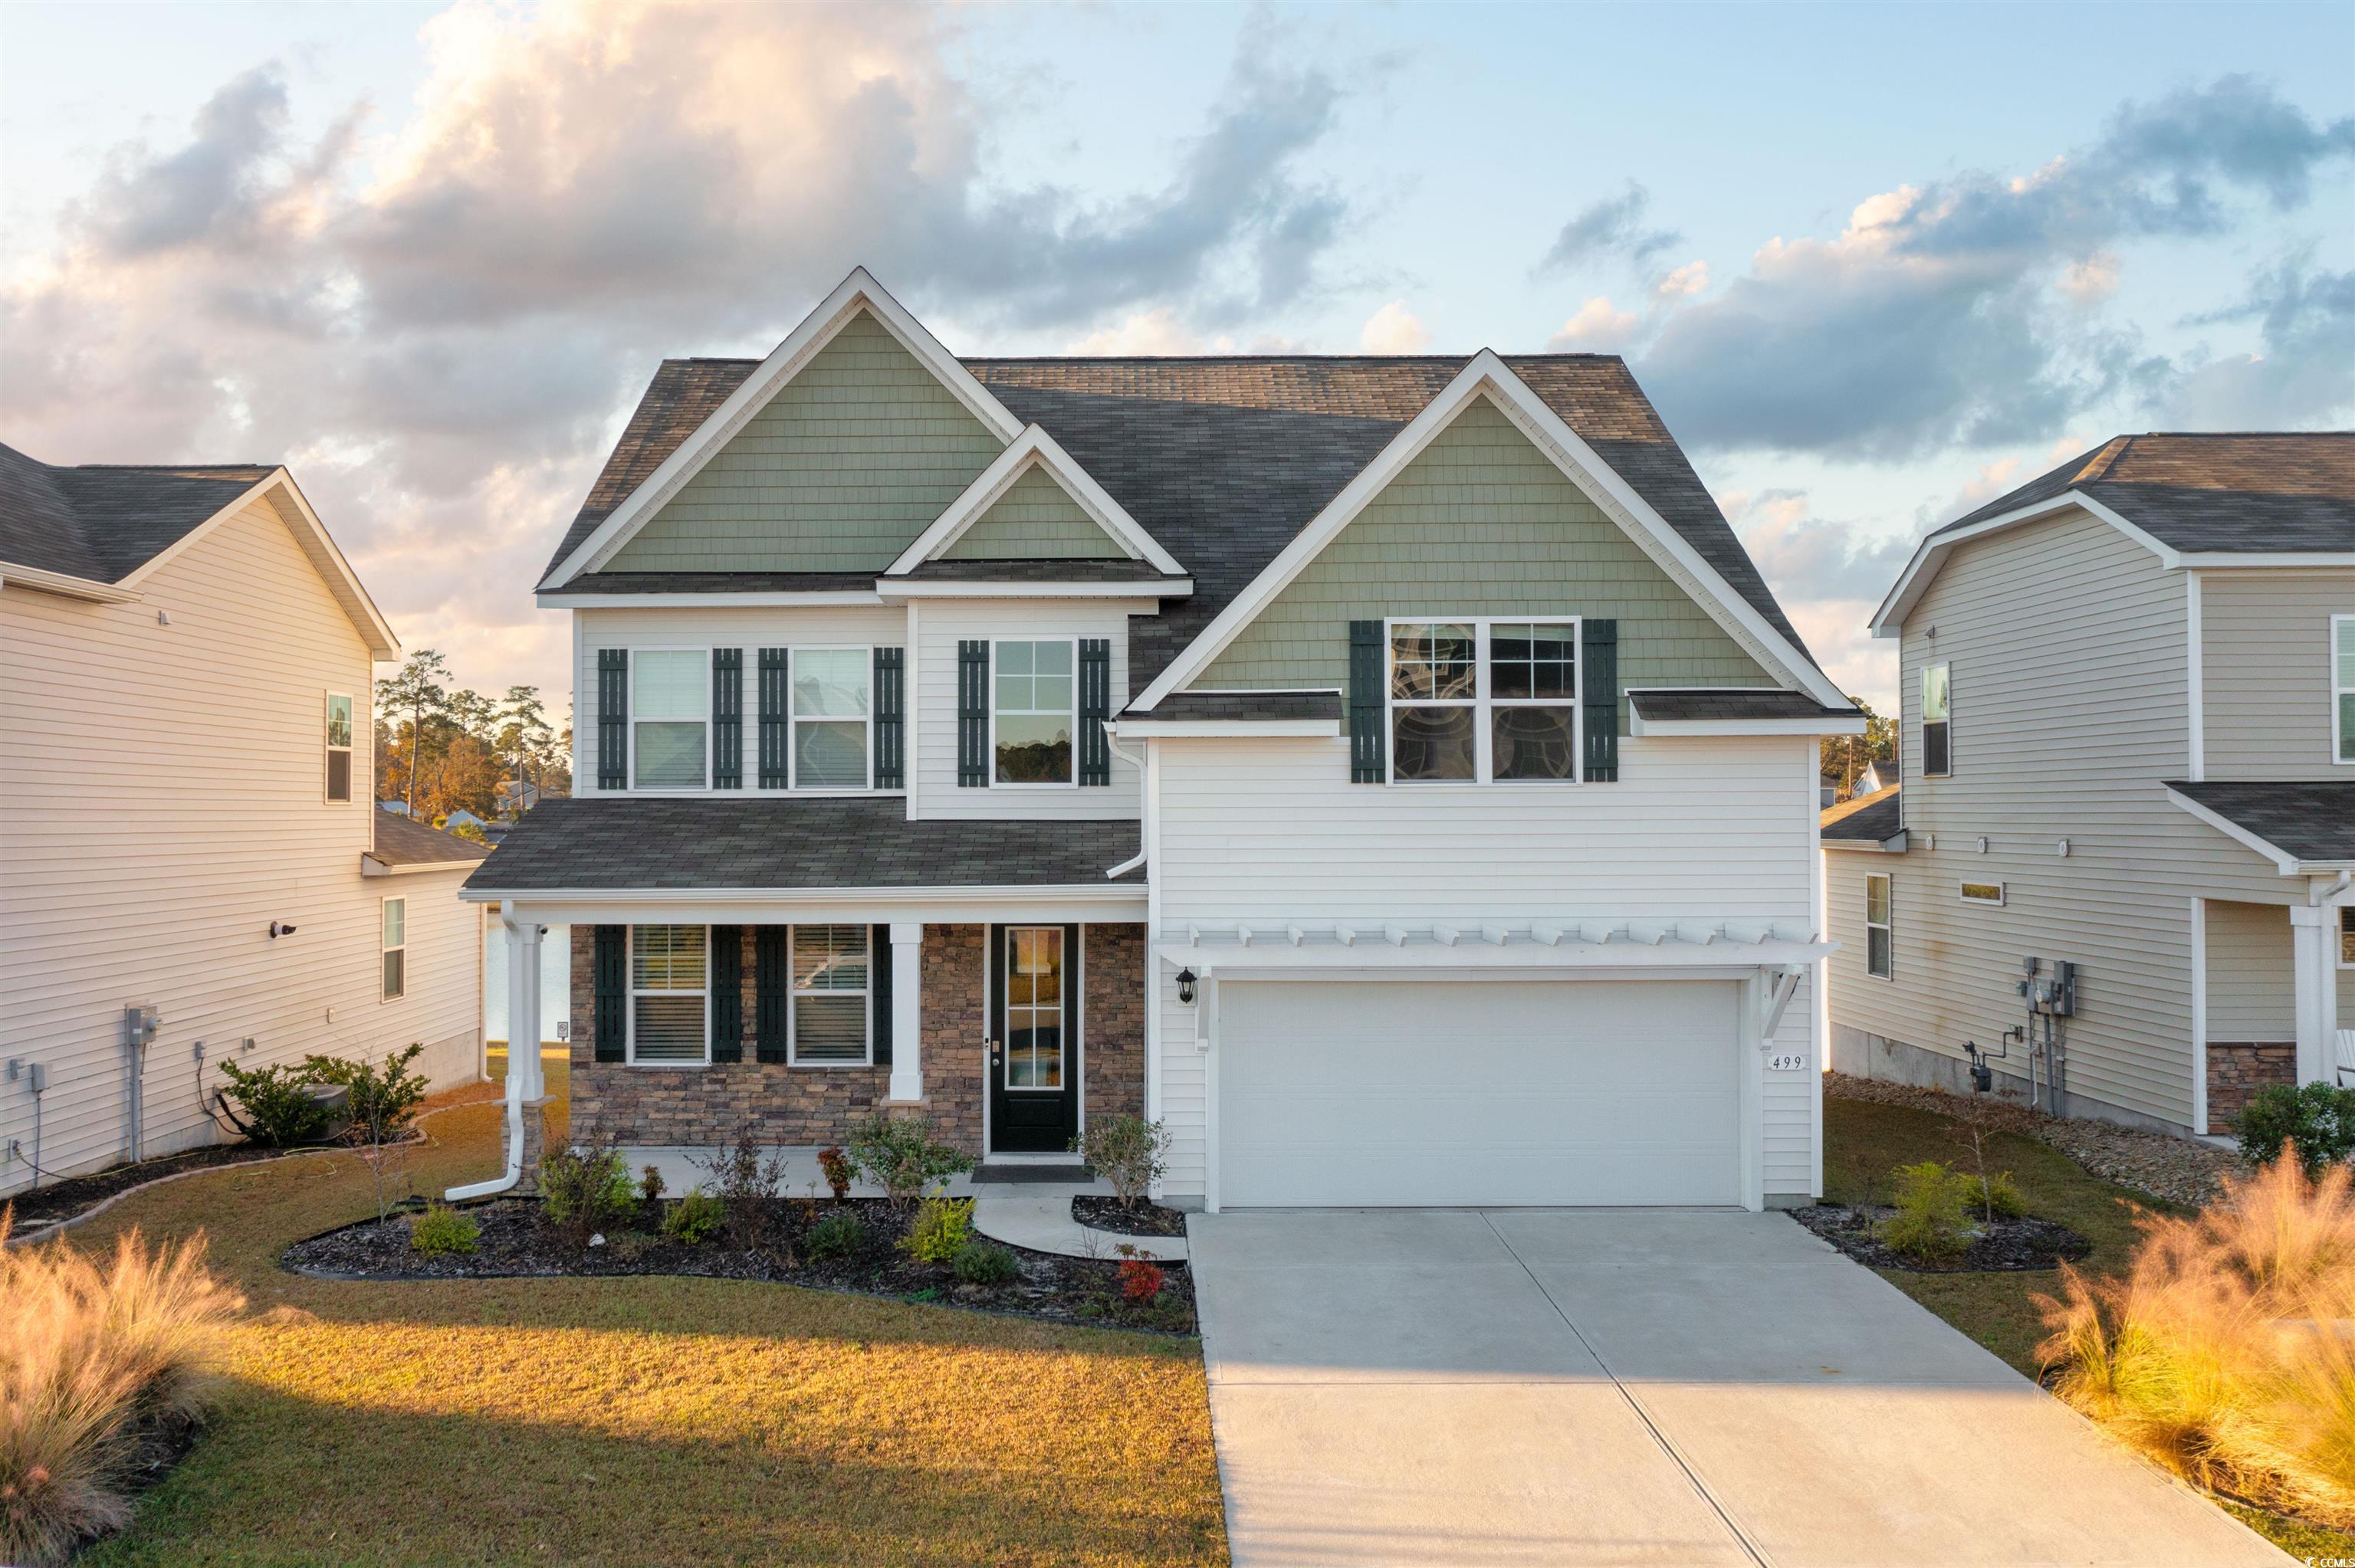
[2020,959,2077,1017]
[123,1005,160,1048]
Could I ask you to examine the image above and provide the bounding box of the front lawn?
[1823,1090,2351,1560]
[52,1051,1227,1566]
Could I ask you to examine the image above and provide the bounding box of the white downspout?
[446,901,533,1200]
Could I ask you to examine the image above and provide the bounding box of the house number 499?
[1767,1052,1808,1071]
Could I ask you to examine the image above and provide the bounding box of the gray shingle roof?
[465,797,1144,893]
[1629,688,1862,722]
[1820,786,1903,845]
[1127,690,1343,721]
[370,812,491,867]
[1942,433,2355,553]
[2166,780,2355,865]
[539,353,1818,697]
[1,442,275,582]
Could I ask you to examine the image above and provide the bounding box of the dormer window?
[994,639,1075,786]
[1387,618,1580,783]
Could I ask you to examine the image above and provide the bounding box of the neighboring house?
[0,443,488,1196]
[468,268,1861,1212]
[1818,773,1841,809]
[444,809,491,833]
[495,779,544,814]
[1825,433,2355,1137]
[1859,756,1900,795]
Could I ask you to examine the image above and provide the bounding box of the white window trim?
[1383,616,1584,786]
[787,646,875,793]
[325,691,355,805]
[1001,924,1069,1091]
[1864,873,1892,981]
[379,896,406,1001]
[626,923,711,1067]
[1921,661,1952,779]
[989,636,1080,790]
[787,924,875,1068]
[1960,881,2006,907]
[2333,614,2353,766]
[629,646,713,795]
[2337,906,2353,970]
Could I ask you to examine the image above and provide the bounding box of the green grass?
[1825,1091,2351,1560]
[61,1052,1227,1566]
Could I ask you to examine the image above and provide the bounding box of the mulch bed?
[1792,1202,2093,1273]
[1072,1195,1189,1238]
[282,1196,1197,1334]
[2,1140,284,1229]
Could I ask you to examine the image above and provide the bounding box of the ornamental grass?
[0,1213,243,1566]
[2036,1151,2355,1526]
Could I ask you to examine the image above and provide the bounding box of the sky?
[4,1,2351,717]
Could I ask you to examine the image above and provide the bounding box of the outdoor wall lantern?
[1176,967,1198,1005]
[268,920,299,939]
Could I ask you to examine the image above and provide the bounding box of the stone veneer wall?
[2206,1042,2296,1136]
[565,922,1146,1154]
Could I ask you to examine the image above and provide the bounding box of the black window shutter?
[754,927,790,1062]
[597,649,627,790]
[873,648,905,789]
[1348,620,1386,782]
[757,649,789,789]
[870,924,893,1067]
[1078,638,1112,786]
[1582,618,1620,782]
[710,926,743,1061]
[593,925,626,1062]
[957,640,989,786]
[712,650,743,790]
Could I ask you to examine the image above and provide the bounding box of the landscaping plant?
[662,1188,724,1246]
[639,1165,667,1208]
[2036,1153,2355,1526]
[691,1127,792,1250]
[847,1114,974,1207]
[540,1133,636,1246]
[313,1044,429,1228]
[900,1196,976,1265]
[816,1145,854,1202]
[0,1215,243,1567]
[1117,1252,1166,1304]
[953,1241,1018,1286]
[1879,1160,1974,1265]
[212,1058,334,1148]
[2236,1084,2355,1177]
[1071,1114,1171,1210]
[804,1209,862,1261]
[409,1204,479,1256]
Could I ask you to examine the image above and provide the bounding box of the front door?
[989,923,1080,1153]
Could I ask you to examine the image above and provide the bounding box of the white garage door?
[1218,979,1742,1207]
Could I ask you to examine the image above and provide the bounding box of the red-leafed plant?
[816,1146,853,1202]
[1118,1256,1165,1304]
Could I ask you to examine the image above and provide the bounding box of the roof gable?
[944,466,1125,560]
[883,423,1186,578]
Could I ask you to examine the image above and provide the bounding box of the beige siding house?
[0,446,488,1197]
[1826,434,2355,1137]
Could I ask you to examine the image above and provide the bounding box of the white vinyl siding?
[2206,900,2294,1042]
[0,496,482,1196]
[2197,572,2355,780]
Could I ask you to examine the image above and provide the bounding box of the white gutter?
[445,900,530,1202]
[1103,730,1151,878]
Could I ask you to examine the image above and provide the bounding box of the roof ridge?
[2074,435,2132,484]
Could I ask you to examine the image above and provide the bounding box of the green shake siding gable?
[942,464,1125,559]
[1197,395,1775,720]
[607,310,1007,573]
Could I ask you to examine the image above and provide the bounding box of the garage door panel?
[1219,980,1740,1207]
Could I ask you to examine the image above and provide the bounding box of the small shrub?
[540,1133,636,1245]
[805,1209,862,1261]
[2238,1084,2355,1177]
[816,1145,854,1201]
[953,1241,1019,1286]
[304,1044,429,1139]
[409,1204,479,1256]
[1071,1115,1171,1210]
[662,1188,724,1246]
[899,1196,976,1265]
[1118,1255,1166,1304]
[1880,1160,1972,1265]
[1982,1172,2028,1221]
[639,1165,667,1206]
[213,1059,332,1147]
[847,1114,974,1207]
[691,1127,791,1249]
[609,1232,655,1264]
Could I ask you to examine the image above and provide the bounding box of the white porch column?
[2291,903,2334,1086]
[888,921,925,1102]
[506,914,545,1102]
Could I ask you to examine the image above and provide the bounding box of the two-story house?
[1826,434,2355,1137]
[467,268,1863,1211]
[1,444,489,1196]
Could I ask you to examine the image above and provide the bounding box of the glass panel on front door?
[1003,927,1065,1089]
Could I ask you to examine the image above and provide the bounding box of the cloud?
[1654,261,1709,301]
[1548,297,1639,352]
[0,5,1365,697]
[1358,299,1430,353]
[1614,77,2355,458]
[2163,259,2355,428]
[1539,181,1680,272]
[1720,488,1920,707]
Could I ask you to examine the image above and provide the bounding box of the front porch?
[2198,894,2355,1134]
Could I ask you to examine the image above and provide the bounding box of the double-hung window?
[380,898,406,999]
[1388,618,1579,783]
[632,651,708,790]
[2334,615,2353,765]
[789,924,870,1064]
[325,694,354,802]
[1864,874,1892,979]
[629,925,708,1064]
[994,639,1075,785]
[793,649,870,789]
[1921,662,1952,777]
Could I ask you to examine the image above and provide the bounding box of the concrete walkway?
[1188,1208,2288,1567]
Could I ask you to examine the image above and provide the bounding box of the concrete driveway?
[1187,1209,2288,1567]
